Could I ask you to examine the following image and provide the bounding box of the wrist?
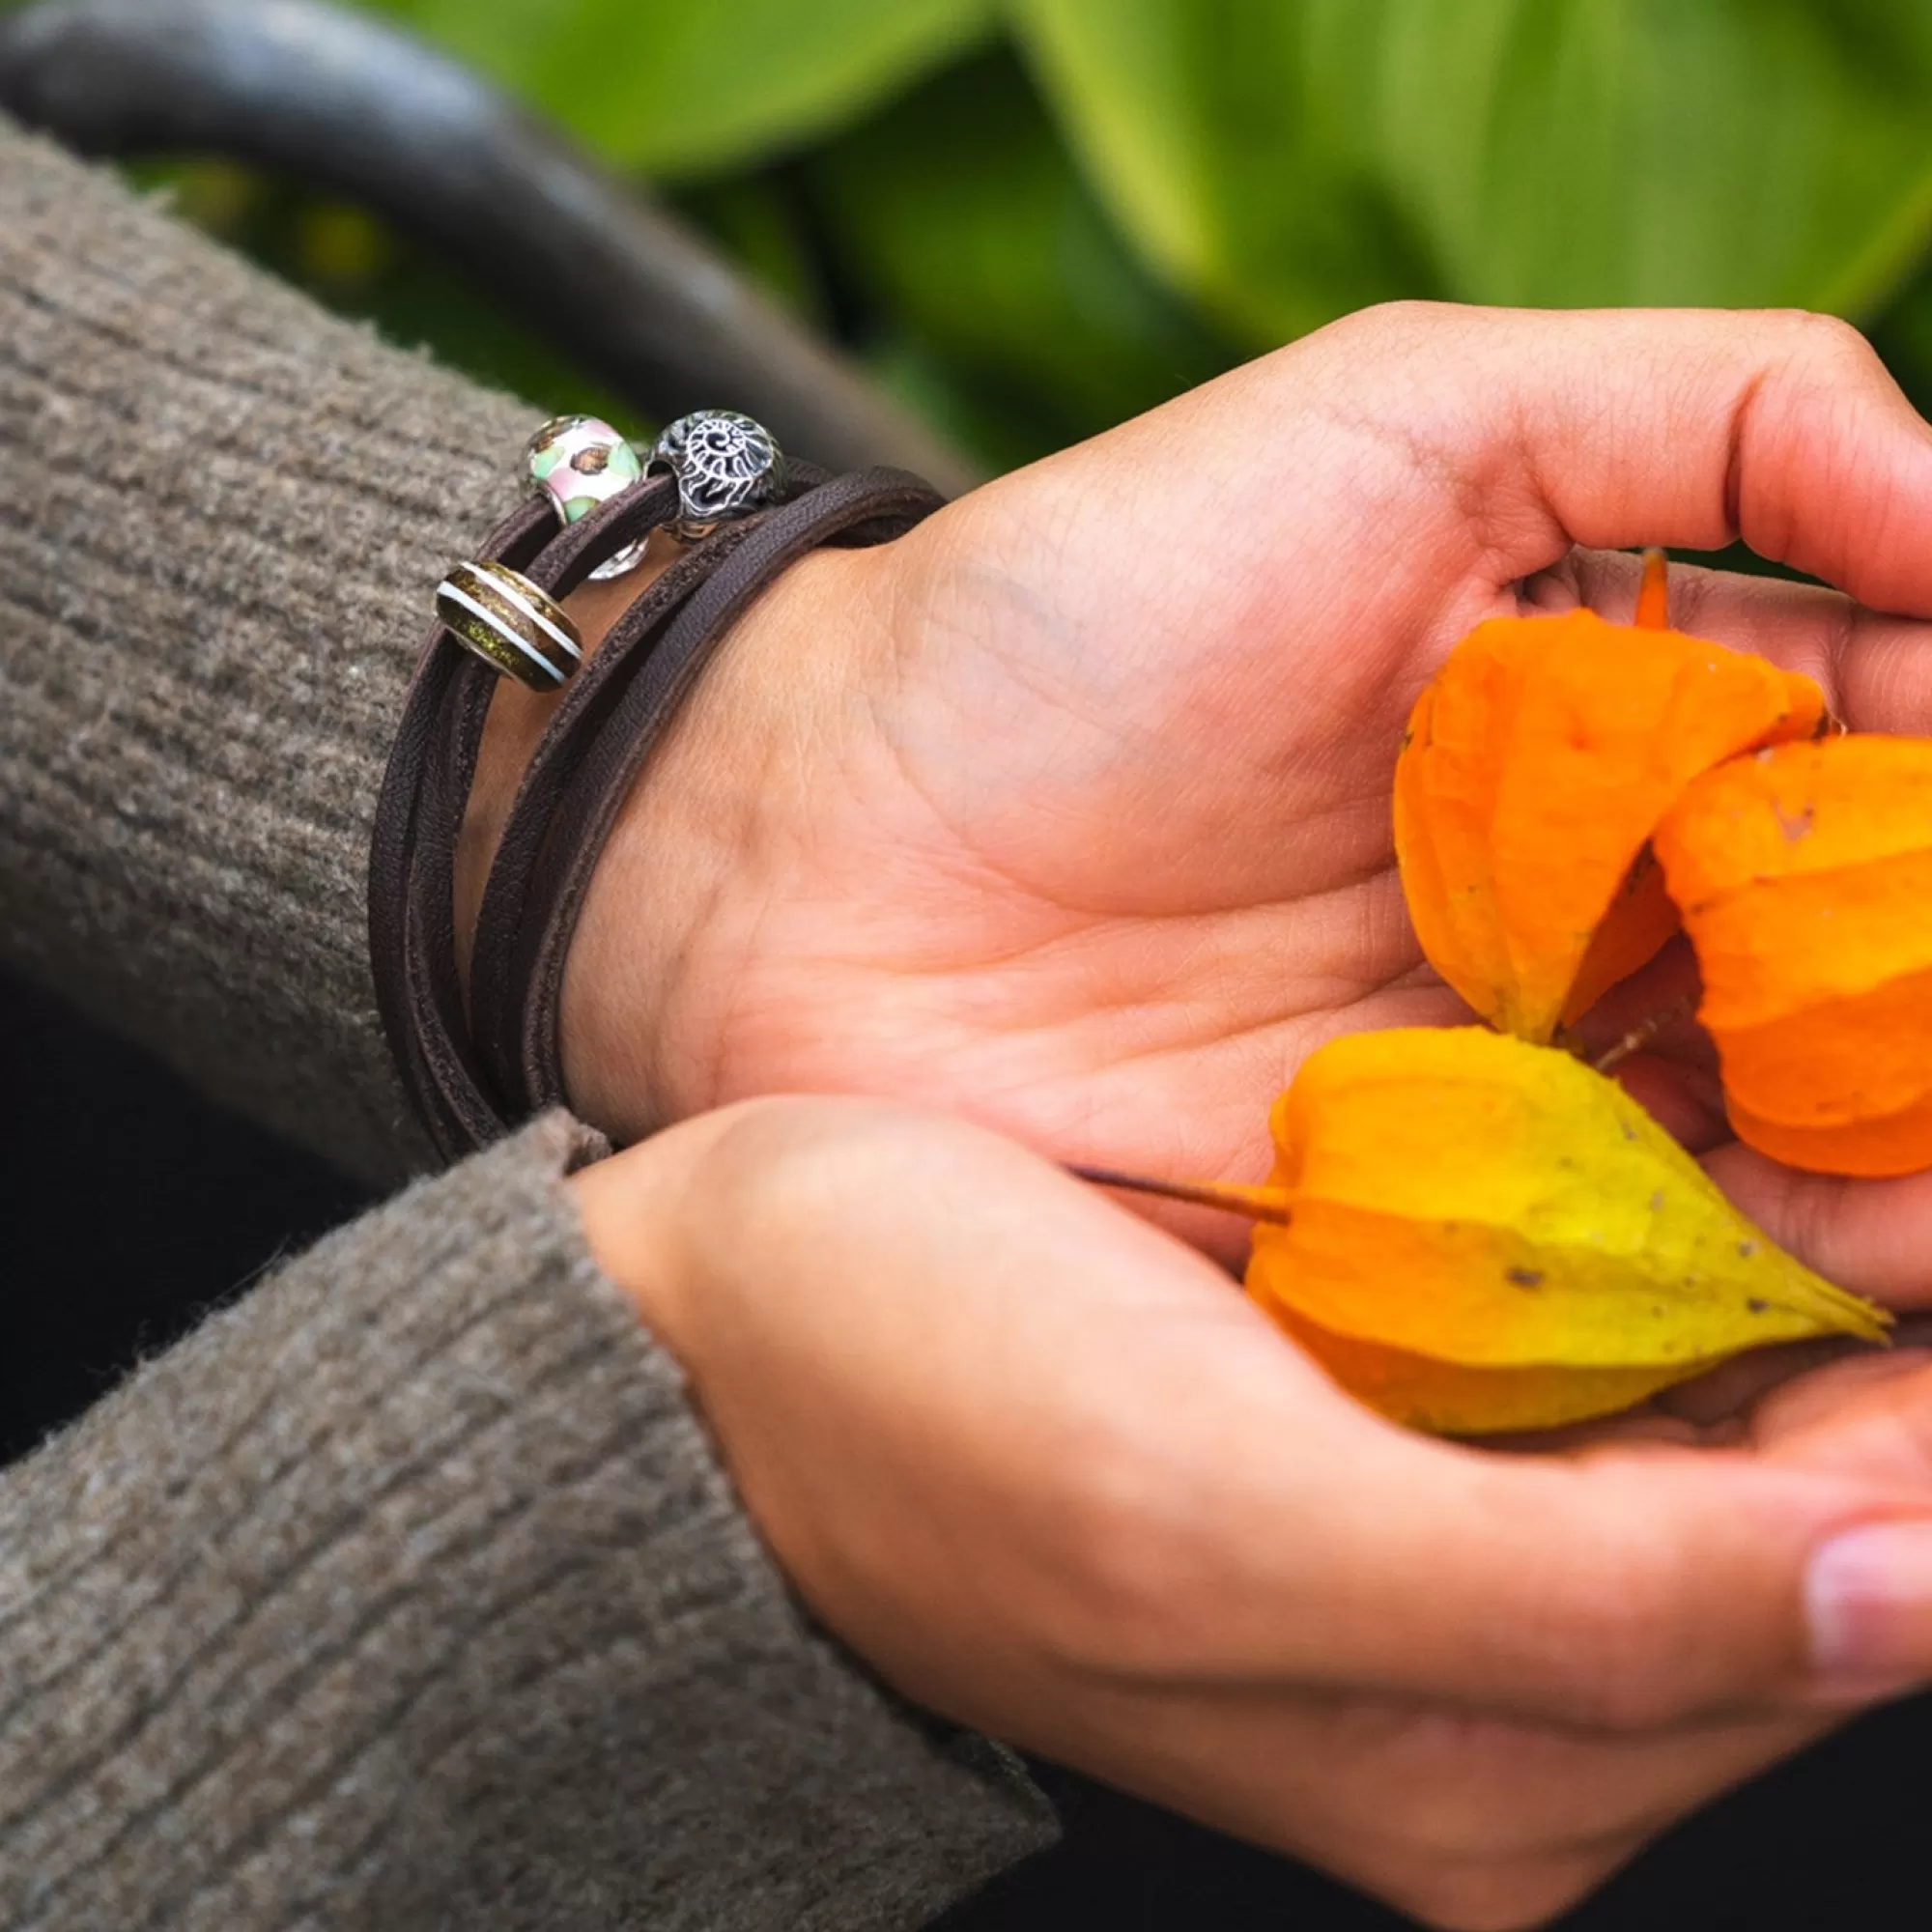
[454,530,897,1144]
[555,541,895,1139]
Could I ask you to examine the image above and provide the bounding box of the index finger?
[1379,303,1932,613]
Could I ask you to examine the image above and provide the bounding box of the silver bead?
[649,410,785,542]
[436,559,582,692]
[524,414,649,581]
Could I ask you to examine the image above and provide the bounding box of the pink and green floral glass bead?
[524,415,648,579]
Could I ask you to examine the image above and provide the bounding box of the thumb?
[1319,1441,1932,1722]
[1167,1376,1932,1727]
[1190,1399,1932,1731]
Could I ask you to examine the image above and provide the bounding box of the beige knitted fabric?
[0,117,519,1180]
[0,1115,1053,1930]
[0,119,1056,1926]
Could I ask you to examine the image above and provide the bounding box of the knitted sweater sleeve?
[0,113,538,1181]
[0,120,1056,1924]
[0,1113,1055,1931]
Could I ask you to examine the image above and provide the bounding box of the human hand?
[545,303,1931,1277]
[571,1096,1932,1931]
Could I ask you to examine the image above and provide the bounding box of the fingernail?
[1806,1521,1932,1684]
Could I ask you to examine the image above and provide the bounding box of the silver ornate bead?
[649,410,785,542]
[524,414,650,581]
[436,558,583,692]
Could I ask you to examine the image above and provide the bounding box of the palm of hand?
[574,308,1929,1240]
[579,327,1513,1177]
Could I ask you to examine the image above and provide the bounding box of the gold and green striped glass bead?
[435,559,582,692]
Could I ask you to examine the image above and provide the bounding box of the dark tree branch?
[0,0,981,491]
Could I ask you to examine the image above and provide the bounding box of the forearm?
[0,115,528,1179]
[0,1113,1051,1930]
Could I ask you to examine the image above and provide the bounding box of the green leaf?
[1010,0,1932,345]
[805,50,1236,462]
[351,0,994,175]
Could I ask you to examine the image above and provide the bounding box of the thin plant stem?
[1591,989,1699,1073]
[1066,1164,1292,1225]
[1634,547,1670,629]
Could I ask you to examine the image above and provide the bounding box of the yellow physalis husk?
[1243,1027,1887,1435]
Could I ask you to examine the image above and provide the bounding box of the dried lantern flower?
[1394,573,1826,1043]
[1653,733,1932,1177]
[1086,1027,1887,1435]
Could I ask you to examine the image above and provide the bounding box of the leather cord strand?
[368,494,550,1153]
[404,473,686,1153]
[373,472,677,1155]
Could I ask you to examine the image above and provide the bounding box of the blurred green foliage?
[1012,1,1932,336]
[81,1,1932,472]
[368,0,995,176]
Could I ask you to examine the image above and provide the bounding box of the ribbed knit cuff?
[0,116,538,1179]
[0,1115,1054,1931]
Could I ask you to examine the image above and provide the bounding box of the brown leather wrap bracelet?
[371,470,681,1156]
[369,415,943,1161]
[469,466,945,1122]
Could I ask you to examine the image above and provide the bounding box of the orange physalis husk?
[1237,1027,1886,1435]
[1393,603,1826,1043]
[1652,734,1932,1178]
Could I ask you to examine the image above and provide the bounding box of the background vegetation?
[88,3,1932,473]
